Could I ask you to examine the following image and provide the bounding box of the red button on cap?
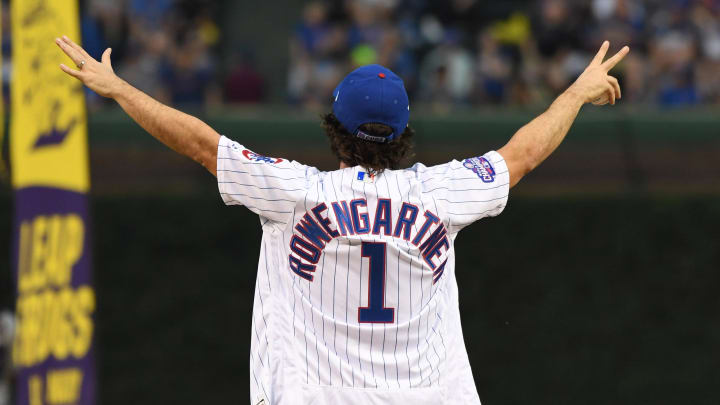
[378,73,386,79]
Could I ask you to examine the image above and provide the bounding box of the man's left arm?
[499,41,630,188]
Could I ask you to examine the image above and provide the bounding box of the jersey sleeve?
[420,151,510,232]
[216,136,316,225]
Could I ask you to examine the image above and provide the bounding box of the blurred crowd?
[11,0,266,109]
[2,0,719,110]
[77,0,258,109]
[84,0,218,108]
[290,0,720,110]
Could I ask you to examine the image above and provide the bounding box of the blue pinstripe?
[375,179,388,388]
[217,168,305,181]
[314,181,322,384]
[301,192,311,384]
[224,202,292,218]
[347,173,356,387]
[436,195,509,204]
[359,180,369,388]
[423,182,509,193]
[447,207,505,216]
[220,192,295,203]
[405,255,413,386]
[328,171,341,386]
[218,181,305,192]
[390,174,404,388]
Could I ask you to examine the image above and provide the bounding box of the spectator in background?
[418,29,474,110]
[81,4,106,61]
[160,34,216,108]
[347,0,400,67]
[288,1,346,109]
[587,0,648,102]
[117,30,171,101]
[426,0,487,49]
[70,0,222,110]
[128,0,176,30]
[534,0,583,58]
[81,0,131,107]
[474,19,526,104]
[224,50,266,104]
[691,0,720,103]
[347,1,415,81]
[648,1,701,107]
[84,0,127,53]
[651,30,700,106]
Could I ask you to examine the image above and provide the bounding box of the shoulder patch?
[463,157,496,183]
[242,149,284,164]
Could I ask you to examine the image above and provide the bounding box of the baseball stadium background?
[1,0,719,404]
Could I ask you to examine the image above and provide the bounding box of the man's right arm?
[112,80,221,176]
[55,36,221,176]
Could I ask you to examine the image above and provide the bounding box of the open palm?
[55,35,123,98]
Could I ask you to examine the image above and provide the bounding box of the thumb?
[101,48,113,71]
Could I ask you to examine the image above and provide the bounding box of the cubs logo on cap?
[332,65,410,143]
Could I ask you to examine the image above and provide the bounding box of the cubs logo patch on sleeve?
[463,156,496,183]
[242,149,284,164]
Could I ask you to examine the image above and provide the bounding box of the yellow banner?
[10,0,89,192]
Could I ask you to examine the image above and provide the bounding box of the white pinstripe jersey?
[216,136,510,405]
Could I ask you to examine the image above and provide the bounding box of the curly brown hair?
[322,113,415,173]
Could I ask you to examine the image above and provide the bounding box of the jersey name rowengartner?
[288,200,449,283]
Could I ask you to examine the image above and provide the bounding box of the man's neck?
[339,161,350,169]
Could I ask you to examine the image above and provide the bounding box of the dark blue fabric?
[358,242,394,323]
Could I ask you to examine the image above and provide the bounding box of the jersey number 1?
[359,242,395,323]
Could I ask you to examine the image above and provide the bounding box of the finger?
[608,75,621,100]
[590,41,610,66]
[59,63,83,79]
[602,46,630,71]
[592,92,608,105]
[55,38,83,66]
[101,48,114,71]
[62,35,92,60]
[606,83,616,105]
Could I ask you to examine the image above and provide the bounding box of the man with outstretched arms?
[55,35,628,404]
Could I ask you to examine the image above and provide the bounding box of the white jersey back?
[216,136,509,405]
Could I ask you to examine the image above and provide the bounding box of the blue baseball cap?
[332,65,410,143]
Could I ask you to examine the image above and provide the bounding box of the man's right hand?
[567,41,630,106]
[55,35,221,176]
[56,35,124,99]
